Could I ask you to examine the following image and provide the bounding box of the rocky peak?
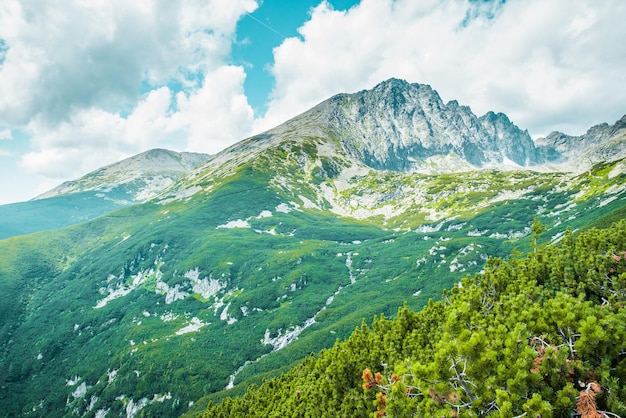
[211,78,623,177]
[316,78,542,171]
[535,114,626,168]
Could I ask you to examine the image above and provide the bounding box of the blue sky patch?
[232,0,360,115]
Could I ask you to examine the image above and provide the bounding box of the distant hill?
[0,149,210,239]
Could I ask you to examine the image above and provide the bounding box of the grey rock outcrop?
[321,78,547,171]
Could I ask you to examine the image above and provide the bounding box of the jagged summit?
[536,114,626,168]
[270,78,625,173]
[248,78,550,173]
[328,78,541,170]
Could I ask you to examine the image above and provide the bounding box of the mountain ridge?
[35,148,211,202]
[0,78,624,417]
[155,78,626,222]
[13,78,626,210]
[171,78,625,197]
[536,113,626,168]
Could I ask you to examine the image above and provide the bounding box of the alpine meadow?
[1,79,625,417]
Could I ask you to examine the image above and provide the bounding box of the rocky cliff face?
[310,78,546,171]
[272,78,624,174]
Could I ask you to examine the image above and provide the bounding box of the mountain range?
[0,78,624,417]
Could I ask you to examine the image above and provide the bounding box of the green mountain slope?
[1,143,624,417]
[0,80,625,417]
[199,220,626,417]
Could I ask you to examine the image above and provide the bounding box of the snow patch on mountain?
[107,369,118,384]
[254,228,277,235]
[94,409,110,418]
[155,281,189,304]
[70,382,89,400]
[298,195,319,209]
[604,182,626,196]
[66,376,82,386]
[87,395,98,412]
[599,195,620,208]
[256,210,273,218]
[344,253,354,284]
[185,268,226,300]
[220,303,237,325]
[609,159,626,178]
[415,221,445,233]
[262,320,315,351]
[123,397,149,418]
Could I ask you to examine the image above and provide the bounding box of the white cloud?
[1,0,258,188]
[173,65,255,152]
[258,0,626,137]
[21,65,254,180]
[0,0,257,125]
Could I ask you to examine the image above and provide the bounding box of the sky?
[0,0,625,205]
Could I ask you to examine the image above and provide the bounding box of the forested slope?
[199,220,626,417]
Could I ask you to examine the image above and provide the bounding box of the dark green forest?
[199,220,626,417]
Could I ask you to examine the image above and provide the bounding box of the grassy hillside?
[0,149,624,417]
[199,220,626,417]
